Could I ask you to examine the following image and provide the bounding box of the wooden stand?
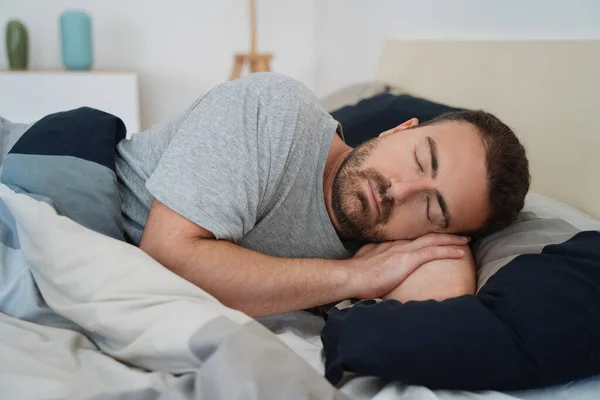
[229,0,273,80]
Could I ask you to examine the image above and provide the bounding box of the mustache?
[358,169,394,224]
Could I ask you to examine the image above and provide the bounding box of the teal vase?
[60,11,93,70]
[5,20,29,70]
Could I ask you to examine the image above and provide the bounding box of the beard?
[331,137,394,243]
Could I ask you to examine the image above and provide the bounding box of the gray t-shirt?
[115,73,350,260]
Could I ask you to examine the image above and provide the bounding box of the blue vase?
[60,10,93,70]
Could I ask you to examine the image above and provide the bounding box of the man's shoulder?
[243,72,305,89]
[242,73,318,105]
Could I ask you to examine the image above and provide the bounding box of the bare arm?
[383,242,476,303]
[140,200,468,317]
[140,201,353,317]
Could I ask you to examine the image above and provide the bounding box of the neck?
[323,133,352,238]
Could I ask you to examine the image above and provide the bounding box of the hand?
[347,233,470,299]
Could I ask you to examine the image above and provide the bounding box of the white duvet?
[0,185,342,399]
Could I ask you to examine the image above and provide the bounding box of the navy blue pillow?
[331,93,464,147]
[321,230,600,390]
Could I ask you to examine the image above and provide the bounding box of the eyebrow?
[427,136,450,229]
[427,136,439,178]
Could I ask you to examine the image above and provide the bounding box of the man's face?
[331,119,490,242]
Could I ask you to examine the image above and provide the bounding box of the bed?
[1,39,600,399]
[297,39,600,399]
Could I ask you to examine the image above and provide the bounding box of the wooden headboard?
[375,40,600,218]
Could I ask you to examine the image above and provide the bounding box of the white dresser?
[0,71,141,136]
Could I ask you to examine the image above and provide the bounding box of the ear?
[379,118,419,138]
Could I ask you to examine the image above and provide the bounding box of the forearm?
[145,237,354,317]
[383,244,475,302]
[141,200,470,316]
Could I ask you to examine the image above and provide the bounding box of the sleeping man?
[116,72,530,317]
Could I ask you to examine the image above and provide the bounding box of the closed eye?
[426,196,431,221]
[414,149,423,172]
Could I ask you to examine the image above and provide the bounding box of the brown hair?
[419,110,531,237]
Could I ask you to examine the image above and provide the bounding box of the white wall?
[314,0,600,97]
[2,0,600,128]
[0,0,317,130]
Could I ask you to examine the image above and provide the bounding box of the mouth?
[366,179,381,220]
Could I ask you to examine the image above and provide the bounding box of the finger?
[406,233,470,252]
[409,246,465,267]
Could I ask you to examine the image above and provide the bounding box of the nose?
[387,177,434,204]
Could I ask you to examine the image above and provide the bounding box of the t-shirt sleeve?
[146,79,267,241]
